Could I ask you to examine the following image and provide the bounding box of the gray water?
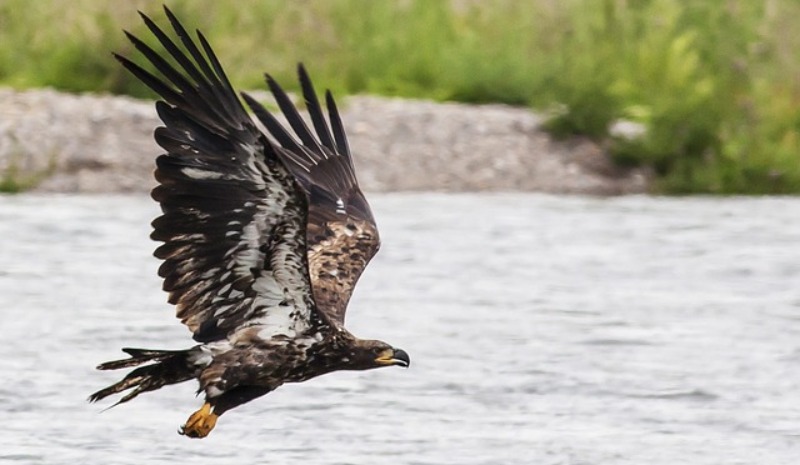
[1,193,799,464]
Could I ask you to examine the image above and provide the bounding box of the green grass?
[1,0,798,193]
[0,147,56,193]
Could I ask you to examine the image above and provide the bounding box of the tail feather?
[89,347,196,406]
[96,347,185,370]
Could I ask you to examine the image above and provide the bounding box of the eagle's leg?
[180,402,217,438]
[180,386,273,438]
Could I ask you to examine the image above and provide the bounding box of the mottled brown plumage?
[307,218,380,325]
[89,7,408,438]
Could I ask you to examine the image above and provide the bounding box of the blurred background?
[1,0,799,193]
[2,2,800,464]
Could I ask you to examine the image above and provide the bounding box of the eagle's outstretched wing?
[117,8,324,343]
[243,67,380,326]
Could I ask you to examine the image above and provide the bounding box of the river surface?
[1,193,798,464]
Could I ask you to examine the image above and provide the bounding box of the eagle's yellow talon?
[179,402,218,438]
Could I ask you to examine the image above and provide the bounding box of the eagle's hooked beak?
[375,348,410,368]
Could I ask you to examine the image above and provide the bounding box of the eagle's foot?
[179,402,218,438]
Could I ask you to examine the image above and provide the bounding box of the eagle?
[89,7,409,438]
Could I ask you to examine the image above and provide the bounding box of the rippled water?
[2,193,799,464]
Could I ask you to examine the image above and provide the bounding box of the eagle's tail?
[89,347,196,407]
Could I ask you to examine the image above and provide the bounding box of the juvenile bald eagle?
[89,8,409,438]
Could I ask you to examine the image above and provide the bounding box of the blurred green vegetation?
[1,0,798,194]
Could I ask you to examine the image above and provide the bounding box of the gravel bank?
[0,88,649,194]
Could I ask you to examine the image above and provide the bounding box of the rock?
[0,88,158,193]
[0,88,649,195]
[346,96,649,194]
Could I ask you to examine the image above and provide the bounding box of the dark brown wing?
[118,8,321,342]
[245,65,380,325]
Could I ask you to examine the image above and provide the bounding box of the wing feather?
[241,92,304,153]
[298,64,336,152]
[266,74,323,152]
[326,90,352,162]
[243,67,380,325]
[122,8,323,343]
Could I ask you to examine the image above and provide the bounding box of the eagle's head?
[344,339,410,370]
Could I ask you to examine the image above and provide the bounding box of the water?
[1,193,799,464]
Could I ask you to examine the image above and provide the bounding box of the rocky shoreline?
[0,88,649,195]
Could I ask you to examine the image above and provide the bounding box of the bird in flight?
[89,7,409,438]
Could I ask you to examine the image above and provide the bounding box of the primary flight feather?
[89,7,409,438]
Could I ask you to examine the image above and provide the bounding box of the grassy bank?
[1,0,798,194]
